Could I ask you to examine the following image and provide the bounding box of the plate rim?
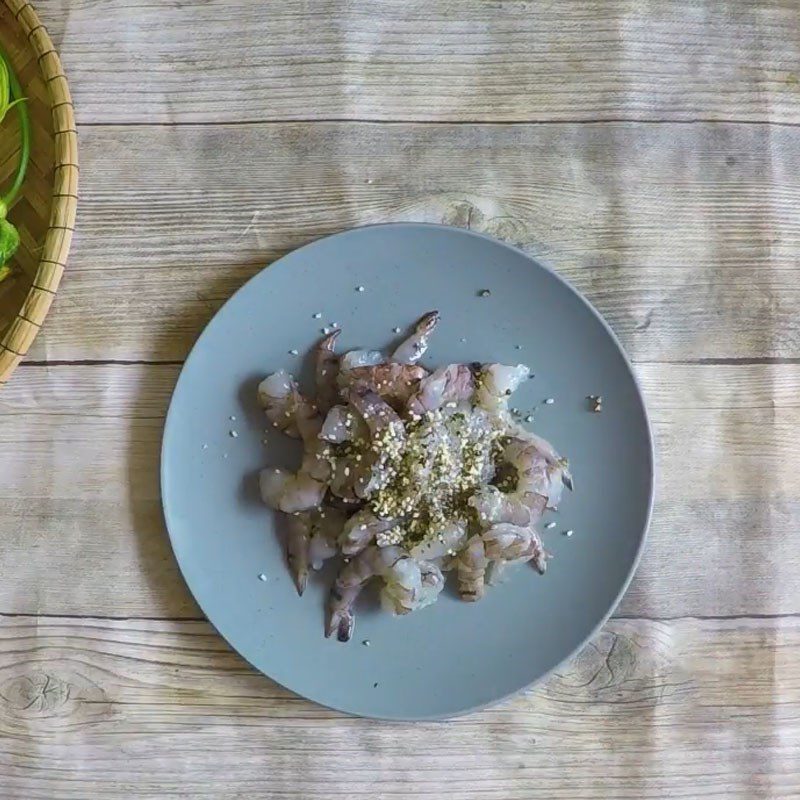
[161,221,656,720]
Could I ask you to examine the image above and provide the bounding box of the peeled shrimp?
[391,310,439,365]
[380,552,423,615]
[455,535,489,601]
[341,362,427,406]
[410,520,468,561]
[308,508,346,569]
[339,509,397,555]
[469,485,531,527]
[258,370,318,438]
[259,467,326,513]
[479,524,548,586]
[482,523,539,562]
[315,330,341,413]
[285,512,312,595]
[319,405,351,443]
[475,363,530,415]
[339,349,385,372]
[348,390,406,498]
[406,363,477,416]
[503,432,572,511]
[417,560,445,608]
[488,530,549,581]
[326,545,417,641]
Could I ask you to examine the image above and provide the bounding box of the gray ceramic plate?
[162,223,653,720]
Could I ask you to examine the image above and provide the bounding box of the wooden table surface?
[2,2,800,797]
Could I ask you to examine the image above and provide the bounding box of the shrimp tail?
[315,329,342,412]
[326,584,359,641]
[391,310,440,364]
[285,514,311,596]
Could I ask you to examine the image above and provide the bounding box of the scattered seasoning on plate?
[356,285,365,292]
[312,312,322,319]
[322,327,330,334]
[564,529,574,537]
[258,573,267,582]
[373,682,379,688]
[223,453,228,459]
[366,178,373,185]
[229,415,236,421]
[393,326,402,334]
[478,289,491,297]
[588,394,603,413]
[460,337,467,343]
[525,414,534,423]
[288,349,299,356]
[545,521,556,529]
[515,344,522,350]
[201,443,208,450]
[544,397,555,405]
[229,430,238,438]
[362,639,371,647]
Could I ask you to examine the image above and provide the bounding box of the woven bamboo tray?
[0,0,77,384]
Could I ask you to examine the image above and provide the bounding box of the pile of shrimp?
[258,311,572,642]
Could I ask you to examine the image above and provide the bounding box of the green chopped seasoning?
[0,51,30,283]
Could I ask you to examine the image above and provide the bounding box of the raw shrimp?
[482,523,539,562]
[319,405,351,443]
[315,330,341,413]
[410,520,468,561]
[480,524,548,586]
[503,432,572,511]
[341,362,427,406]
[326,545,417,641]
[255,313,573,638]
[348,390,406,498]
[308,508,346,569]
[259,467,326,513]
[406,363,478,416]
[469,485,531,527]
[455,535,489,601]
[285,512,311,595]
[474,363,530,416]
[258,370,319,438]
[380,552,424,615]
[488,530,549,582]
[417,560,445,608]
[339,508,397,555]
[391,310,439,364]
[339,349,385,372]
[258,374,330,491]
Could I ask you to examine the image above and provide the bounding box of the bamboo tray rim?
[0,0,78,384]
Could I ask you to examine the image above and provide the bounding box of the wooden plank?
[29,120,800,361]
[1,362,798,618]
[1,614,797,799]
[35,0,800,124]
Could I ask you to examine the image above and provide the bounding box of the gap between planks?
[2,611,799,623]
[17,357,800,369]
[73,118,800,129]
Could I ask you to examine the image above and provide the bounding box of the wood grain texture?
[4,0,800,793]
[1,614,798,799]
[33,0,800,124]
[29,120,800,361]
[1,362,798,618]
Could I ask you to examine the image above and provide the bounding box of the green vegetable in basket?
[0,50,31,283]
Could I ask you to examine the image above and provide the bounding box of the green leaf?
[0,217,20,265]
